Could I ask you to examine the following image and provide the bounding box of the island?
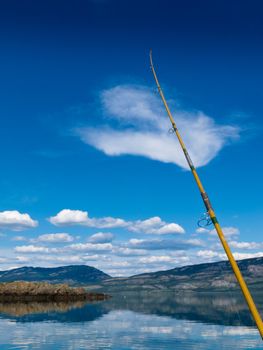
[0,281,109,302]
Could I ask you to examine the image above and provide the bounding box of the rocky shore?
[0,281,109,302]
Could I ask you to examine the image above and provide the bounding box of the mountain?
[0,257,262,292]
[0,265,111,286]
[90,257,263,292]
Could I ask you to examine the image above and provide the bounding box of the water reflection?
[0,301,86,317]
[0,291,260,327]
[104,291,262,327]
[0,300,108,323]
[0,292,261,349]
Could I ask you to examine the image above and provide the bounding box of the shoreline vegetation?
[0,281,109,302]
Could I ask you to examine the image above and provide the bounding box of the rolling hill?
[0,265,111,286]
[91,256,263,292]
[0,257,262,292]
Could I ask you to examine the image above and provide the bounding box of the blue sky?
[0,0,262,275]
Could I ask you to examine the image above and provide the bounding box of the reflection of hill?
[0,291,262,328]
[104,291,263,327]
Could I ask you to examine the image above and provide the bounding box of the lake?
[0,291,262,349]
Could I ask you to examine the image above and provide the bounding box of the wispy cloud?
[127,238,203,250]
[138,256,175,264]
[66,242,113,252]
[15,245,51,253]
[76,85,240,170]
[34,233,74,243]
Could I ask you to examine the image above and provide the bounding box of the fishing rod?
[149,50,263,339]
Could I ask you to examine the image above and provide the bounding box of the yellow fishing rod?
[149,50,263,339]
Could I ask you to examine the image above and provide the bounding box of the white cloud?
[229,241,263,249]
[49,209,87,225]
[128,216,185,234]
[76,85,240,170]
[187,239,204,246]
[106,261,131,268]
[35,233,74,243]
[233,252,263,260]
[155,223,184,234]
[67,242,113,252]
[101,85,162,125]
[15,256,31,263]
[20,254,103,265]
[197,250,225,259]
[210,226,239,237]
[0,210,38,231]
[49,210,185,235]
[139,256,174,264]
[197,226,240,237]
[55,256,84,263]
[49,209,127,228]
[196,249,263,262]
[114,247,148,256]
[196,227,210,234]
[129,217,162,232]
[15,245,50,253]
[129,238,144,245]
[88,232,114,243]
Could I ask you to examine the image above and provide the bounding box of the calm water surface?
[0,291,262,349]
